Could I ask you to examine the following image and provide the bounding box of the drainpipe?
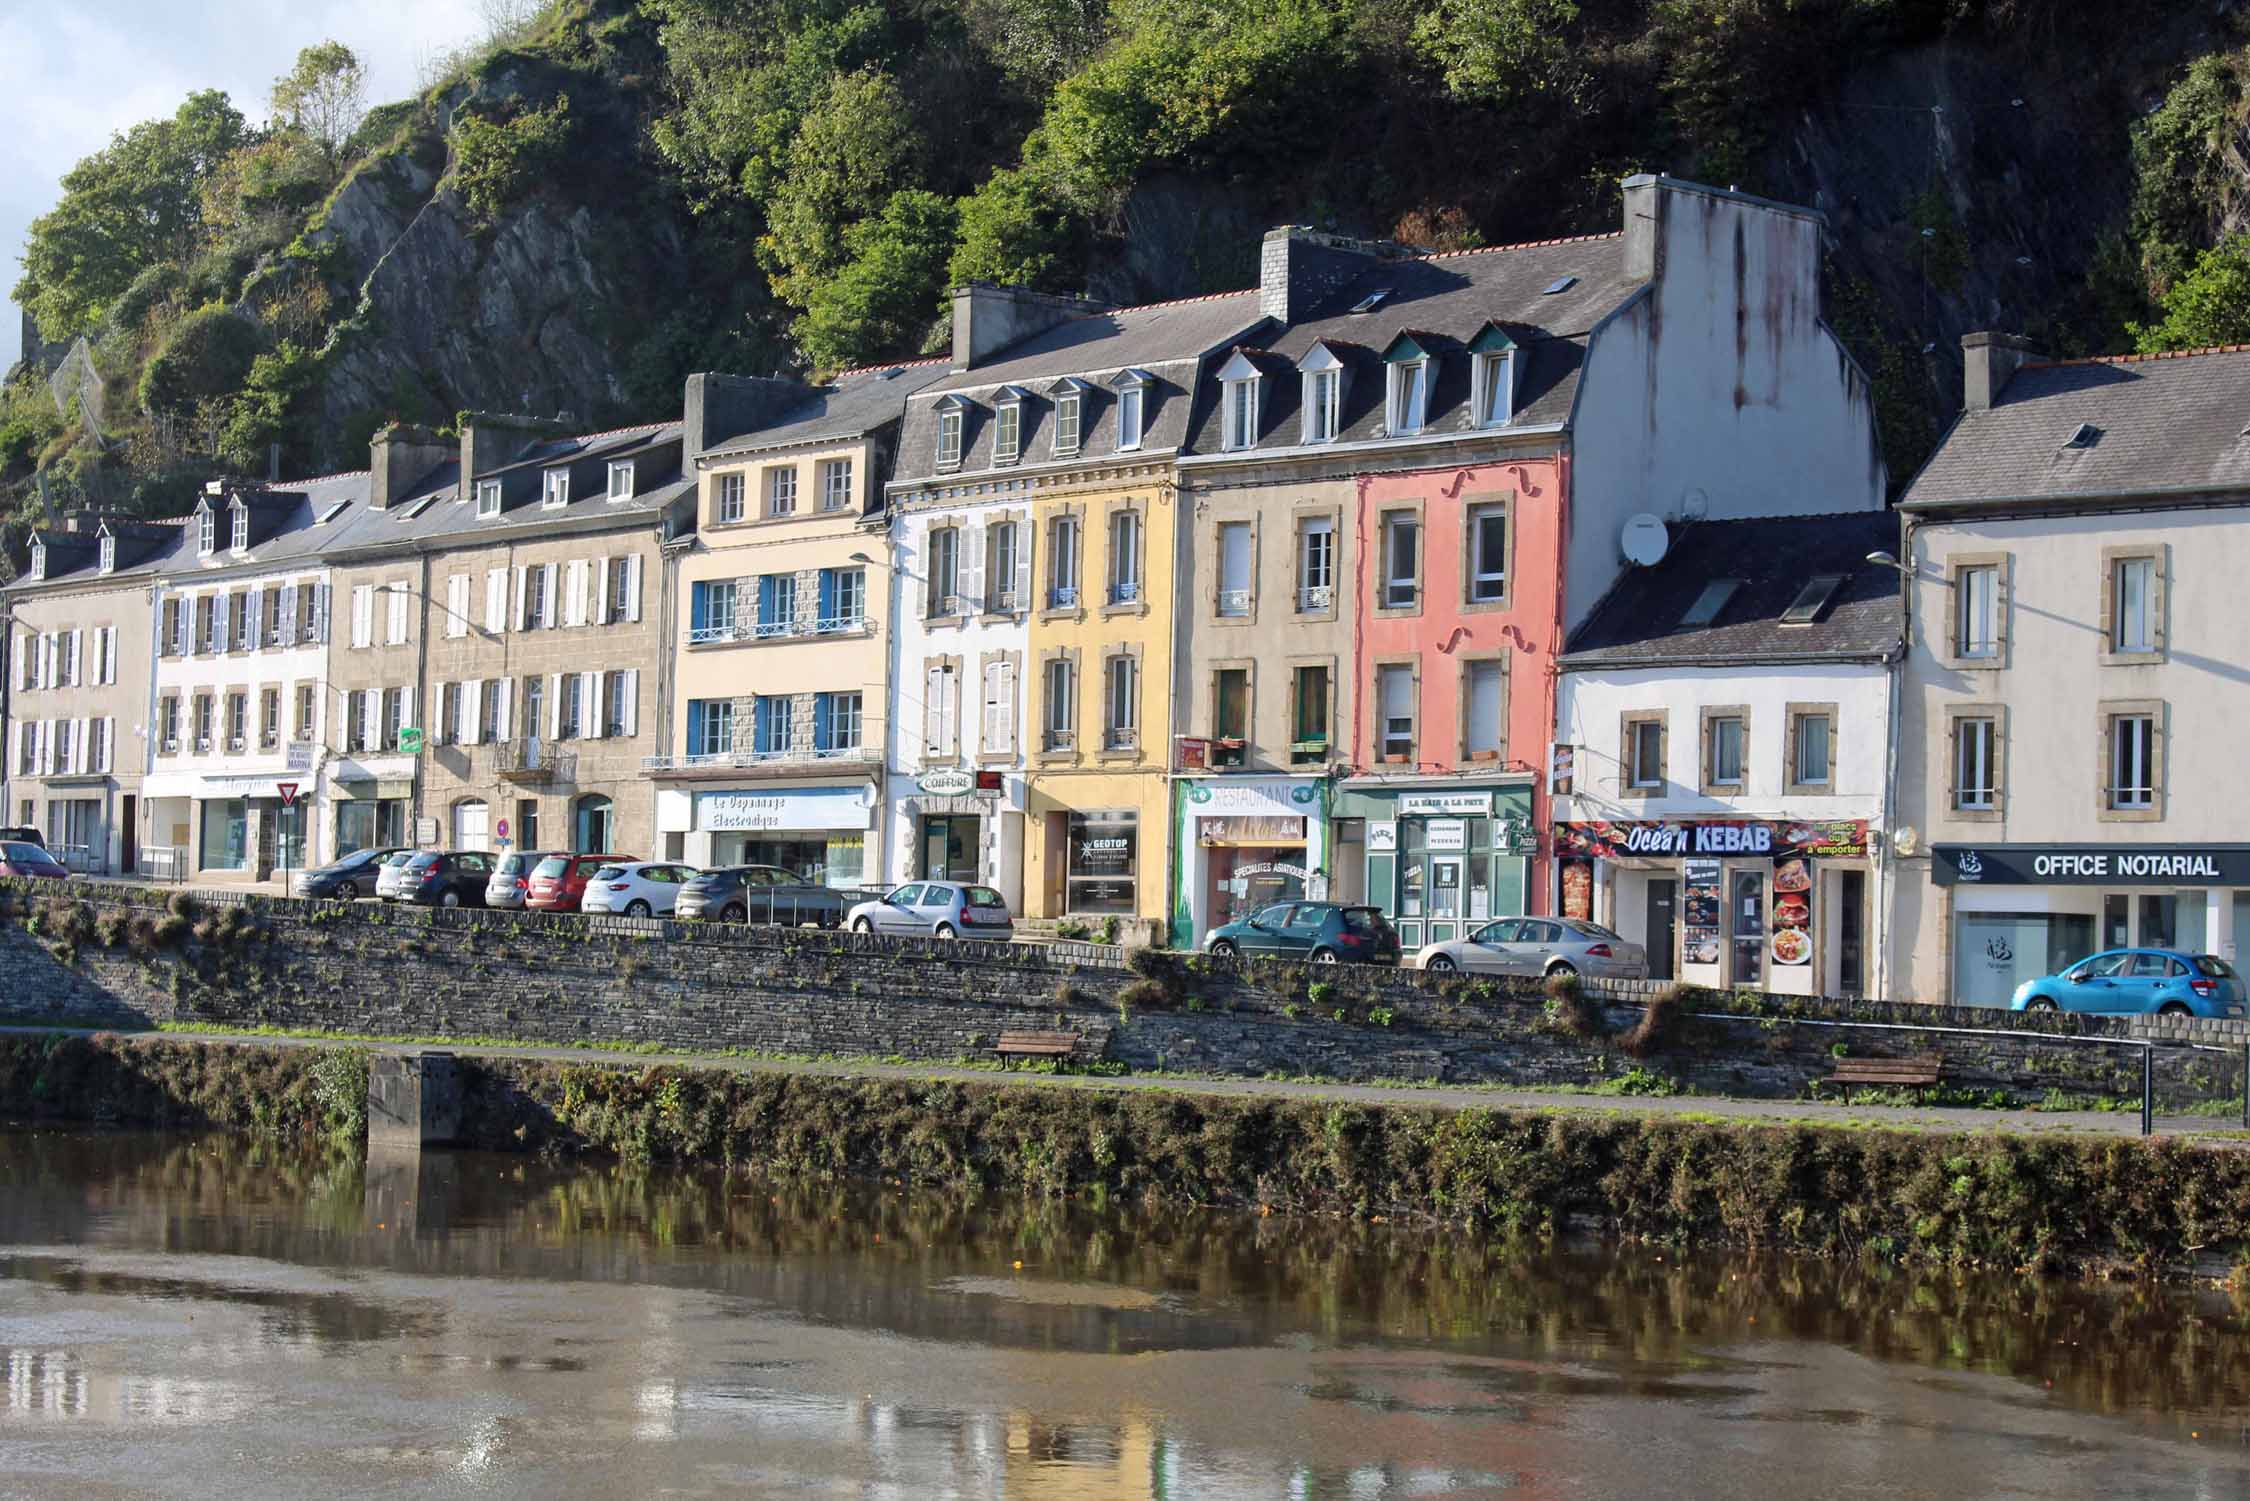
[1876,516,1916,1003]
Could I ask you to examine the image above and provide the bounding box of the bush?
[167,891,201,920]
[1541,971,1607,1041]
[137,303,262,416]
[447,94,574,225]
[1117,977,1173,1011]
[105,262,187,338]
[1620,985,1690,1059]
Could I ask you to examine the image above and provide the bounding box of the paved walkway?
[8,1023,2241,1144]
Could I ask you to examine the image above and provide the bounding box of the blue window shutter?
[754,696,772,751]
[758,575,776,623]
[813,692,833,751]
[818,569,836,625]
[687,700,705,754]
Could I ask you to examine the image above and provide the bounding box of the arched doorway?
[574,794,613,853]
[453,798,490,850]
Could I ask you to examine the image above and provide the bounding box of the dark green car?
[1202,902,1402,965]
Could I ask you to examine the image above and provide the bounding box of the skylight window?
[398,493,440,520]
[316,501,351,526]
[1543,275,1578,295]
[1349,288,1393,314]
[2063,422,2101,449]
[1780,574,1845,625]
[1679,578,1741,628]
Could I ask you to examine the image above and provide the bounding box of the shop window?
[1466,506,1507,604]
[1291,664,1330,762]
[1217,522,1252,616]
[1066,811,1138,914]
[1952,713,1997,811]
[1463,660,1504,760]
[1380,512,1419,609]
[200,798,249,871]
[1043,657,1075,751]
[1376,664,1414,761]
[1297,516,1334,613]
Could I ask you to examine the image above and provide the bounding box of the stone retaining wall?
[2,880,2241,1109]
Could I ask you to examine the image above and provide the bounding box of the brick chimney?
[368,423,452,512]
[951,284,1108,371]
[1258,227,1400,326]
[457,412,571,501]
[1962,331,2038,412]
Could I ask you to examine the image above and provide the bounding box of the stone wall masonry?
[1,880,2242,1111]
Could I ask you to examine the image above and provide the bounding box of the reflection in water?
[0,1129,2246,1498]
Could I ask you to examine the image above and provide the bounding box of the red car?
[525,852,636,913]
[0,840,69,880]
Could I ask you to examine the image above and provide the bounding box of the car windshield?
[405,853,439,870]
[383,851,415,867]
[495,854,527,876]
[1340,908,1383,933]
[2,842,61,867]
[1562,919,1621,939]
[2197,956,2239,979]
[533,857,570,879]
[965,887,1006,908]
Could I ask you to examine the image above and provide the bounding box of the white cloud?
[1,0,489,370]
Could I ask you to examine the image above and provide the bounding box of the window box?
[1212,738,1246,768]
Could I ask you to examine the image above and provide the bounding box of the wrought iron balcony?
[496,738,576,784]
[1297,584,1333,613]
[1217,588,1251,617]
[643,744,879,774]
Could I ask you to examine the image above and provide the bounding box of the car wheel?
[336,880,357,900]
[2159,1001,2192,1018]
[934,923,958,940]
[1208,939,1238,958]
[2026,996,2059,1013]
[626,899,652,918]
[1424,953,1457,974]
[1311,947,1339,965]
[722,905,746,923]
[852,916,875,935]
[441,890,461,909]
[1546,961,1579,980]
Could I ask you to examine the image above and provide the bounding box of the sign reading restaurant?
[1933,844,2250,886]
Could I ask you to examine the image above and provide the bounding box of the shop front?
[146,769,321,879]
[334,774,413,858]
[1169,776,1331,948]
[661,783,880,888]
[1555,818,1873,996]
[1933,843,2250,1007]
[1025,771,1170,936]
[1336,781,1534,954]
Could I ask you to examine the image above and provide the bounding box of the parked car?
[580,861,698,917]
[1412,917,1649,980]
[677,865,849,926]
[525,853,635,913]
[0,826,45,847]
[373,850,422,901]
[0,841,68,880]
[845,881,1014,940]
[484,849,560,910]
[293,846,405,901]
[399,850,498,908]
[2011,949,2247,1019]
[1202,902,1401,965]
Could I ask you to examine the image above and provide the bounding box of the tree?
[14,90,249,339]
[137,305,263,418]
[796,190,960,371]
[270,42,368,165]
[2131,235,2250,352]
[760,70,925,306]
[1411,0,1579,109]
[950,167,1083,289]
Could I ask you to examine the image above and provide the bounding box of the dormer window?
[1469,325,1518,429]
[1216,350,1263,452]
[993,387,1028,465]
[1382,334,1432,436]
[1113,369,1151,452]
[230,504,249,554]
[97,534,114,575]
[476,480,502,518]
[936,395,968,470]
[1298,343,1345,444]
[197,507,215,557]
[543,470,569,509]
[607,461,634,501]
[28,542,45,581]
[1051,378,1087,457]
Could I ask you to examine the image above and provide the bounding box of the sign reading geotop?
[1933,843,2250,886]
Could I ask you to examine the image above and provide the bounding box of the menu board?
[1559,858,1593,920]
[1681,858,1722,968]
[1770,853,1813,965]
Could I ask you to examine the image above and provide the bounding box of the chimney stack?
[1962,331,2037,413]
[1258,227,1399,326]
[368,423,453,512]
[951,284,1108,371]
[682,373,814,468]
[456,412,571,506]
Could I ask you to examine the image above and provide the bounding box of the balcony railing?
[1043,729,1075,752]
[644,744,879,773]
[1297,584,1333,613]
[687,620,737,644]
[1049,584,1078,609]
[926,593,970,620]
[990,589,1018,613]
[1109,580,1141,606]
[1217,589,1250,617]
[496,738,577,784]
[690,614,869,645]
[1103,727,1139,752]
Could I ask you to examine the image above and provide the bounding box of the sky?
[0,0,492,372]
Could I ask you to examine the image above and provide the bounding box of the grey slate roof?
[1903,346,2250,509]
[155,470,377,583]
[1184,234,1634,454]
[892,292,1267,484]
[704,361,951,459]
[11,517,187,592]
[1560,511,1903,667]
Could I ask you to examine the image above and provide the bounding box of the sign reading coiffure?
[1933,843,2250,886]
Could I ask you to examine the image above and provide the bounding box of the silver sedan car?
[845,880,1014,940]
[1412,916,1649,980]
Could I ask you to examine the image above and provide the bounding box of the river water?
[3,1131,2249,1499]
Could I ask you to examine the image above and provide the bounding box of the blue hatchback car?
[2010,948,2247,1019]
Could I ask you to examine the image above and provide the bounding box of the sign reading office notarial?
[1934,844,2250,886]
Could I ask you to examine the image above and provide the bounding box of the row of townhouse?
[3,174,1909,978]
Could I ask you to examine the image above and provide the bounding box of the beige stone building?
[3,515,174,871]
[320,415,694,860]
[649,366,944,880]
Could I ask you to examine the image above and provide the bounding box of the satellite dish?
[1620,513,1669,567]
[1892,826,1920,857]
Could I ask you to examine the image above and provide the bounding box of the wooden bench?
[1822,1052,1944,1096]
[996,1030,1080,1060]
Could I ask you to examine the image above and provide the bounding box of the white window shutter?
[579,671,598,737]
[981,661,1001,753]
[387,581,408,644]
[541,564,558,629]
[13,635,26,692]
[622,670,638,736]
[484,570,503,634]
[512,566,529,630]
[593,558,611,625]
[460,678,481,744]
[962,521,985,610]
[565,559,587,628]
[400,686,415,742]
[99,717,113,773]
[278,585,297,643]
[924,664,944,756]
[363,690,380,751]
[624,556,643,621]
[314,584,330,642]
[352,586,372,648]
[496,682,513,743]
[103,627,116,685]
[246,589,262,649]
[65,629,80,684]
[39,719,52,775]
[945,668,961,756]
[1013,522,1032,610]
[548,673,563,739]
[446,574,468,637]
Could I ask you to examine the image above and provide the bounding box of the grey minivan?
[844,880,1014,940]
